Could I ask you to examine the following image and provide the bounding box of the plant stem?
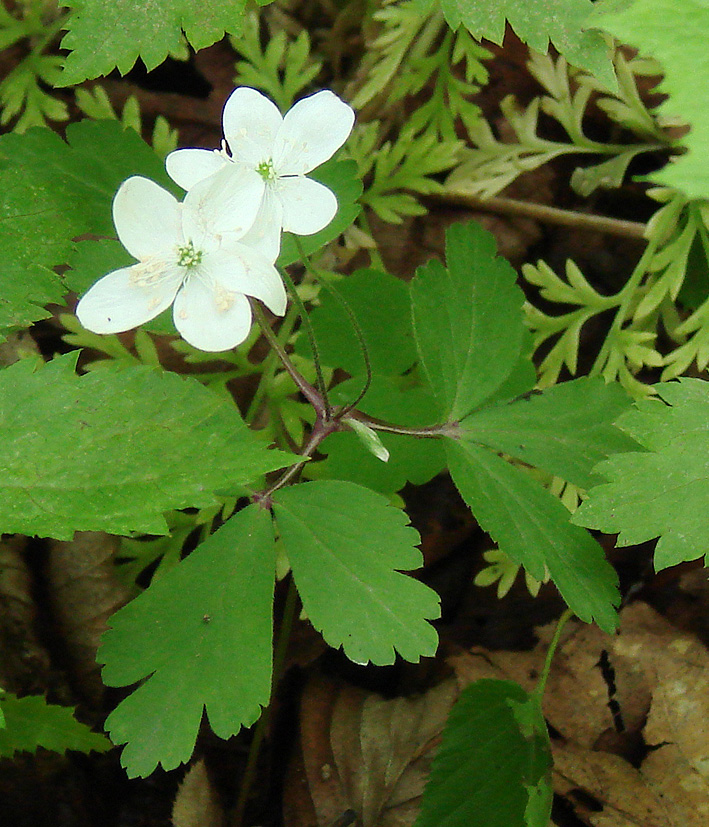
[435,191,648,240]
[278,264,331,417]
[252,302,323,411]
[231,579,299,827]
[534,607,574,700]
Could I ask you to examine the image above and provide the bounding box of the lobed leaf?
[459,377,638,489]
[574,378,709,571]
[446,439,619,631]
[410,222,530,421]
[416,679,552,827]
[436,0,615,88]
[273,480,441,665]
[0,693,110,758]
[0,354,294,539]
[59,0,250,85]
[100,505,275,777]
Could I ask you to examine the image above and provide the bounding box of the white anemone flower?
[76,171,287,352]
[165,87,355,259]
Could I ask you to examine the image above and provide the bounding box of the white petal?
[166,148,228,191]
[236,186,284,260]
[278,176,337,235]
[173,277,253,352]
[182,164,265,243]
[273,91,355,175]
[222,87,283,167]
[76,264,182,334]
[113,177,182,260]
[202,244,287,316]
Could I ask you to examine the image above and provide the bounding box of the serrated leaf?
[593,0,709,199]
[0,120,172,338]
[316,375,446,495]
[411,222,530,421]
[416,680,552,827]
[0,354,294,539]
[460,377,637,489]
[59,0,249,85]
[438,0,615,88]
[574,378,709,570]
[0,693,110,758]
[296,268,417,377]
[273,480,440,665]
[446,439,619,631]
[277,159,362,267]
[100,505,275,777]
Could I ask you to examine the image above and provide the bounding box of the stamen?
[214,283,237,313]
[129,258,166,287]
[256,158,277,182]
[177,241,203,268]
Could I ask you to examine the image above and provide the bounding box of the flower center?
[256,158,277,182]
[177,240,202,268]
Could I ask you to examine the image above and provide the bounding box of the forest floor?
[0,31,707,827]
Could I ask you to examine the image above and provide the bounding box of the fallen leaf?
[284,676,457,827]
[172,759,224,827]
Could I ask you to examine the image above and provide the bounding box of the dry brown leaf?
[47,531,129,702]
[553,741,671,827]
[172,759,224,827]
[284,676,457,827]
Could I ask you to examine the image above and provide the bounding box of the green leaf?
[410,222,530,421]
[0,120,172,338]
[100,505,275,777]
[446,439,619,631]
[59,0,249,85]
[316,375,446,495]
[0,693,110,758]
[574,378,709,570]
[593,0,709,199]
[277,158,362,267]
[437,0,615,88]
[272,480,440,665]
[0,354,294,539]
[460,377,637,489]
[296,268,417,377]
[417,679,552,827]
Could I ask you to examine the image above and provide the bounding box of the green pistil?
[257,158,277,181]
[177,241,202,268]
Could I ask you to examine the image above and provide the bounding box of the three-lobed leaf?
[446,440,619,631]
[460,377,637,489]
[0,693,110,758]
[574,378,709,571]
[273,480,441,665]
[0,120,172,339]
[0,354,294,538]
[100,505,275,777]
[593,0,709,200]
[410,222,531,421]
[59,0,250,85]
[416,679,552,827]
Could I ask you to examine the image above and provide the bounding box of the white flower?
[76,171,287,352]
[165,88,355,259]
